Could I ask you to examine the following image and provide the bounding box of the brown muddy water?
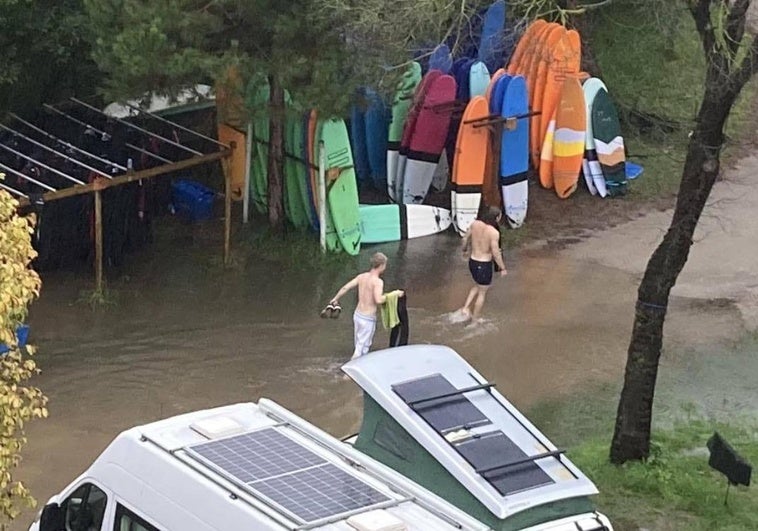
[13,217,754,529]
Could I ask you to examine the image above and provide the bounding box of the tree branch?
[688,0,716,55]
[732,33,758,88]
[726,0,750,57]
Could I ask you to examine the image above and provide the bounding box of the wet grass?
[238,225,355,271]
[527,334,758,531]
[573,421,758,531]
[590,3,758,201]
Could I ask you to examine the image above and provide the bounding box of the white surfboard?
[387,150,400,201]
[582,78,608,197]
[454,191,482,236]
[431,149,450,192]
[402,157,438,204]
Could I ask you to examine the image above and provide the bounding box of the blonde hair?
[370,252,388,269]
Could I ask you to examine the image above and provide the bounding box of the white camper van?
[31,345,613,531]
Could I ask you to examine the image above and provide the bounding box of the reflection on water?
[12,220,748,529]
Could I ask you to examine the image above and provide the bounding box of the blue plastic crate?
[0,325,30,355]
[171,179,215,222]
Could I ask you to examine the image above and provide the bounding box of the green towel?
[380,291,401,330]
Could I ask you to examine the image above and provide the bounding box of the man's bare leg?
[459,285,479,318]
[471,286,490,320]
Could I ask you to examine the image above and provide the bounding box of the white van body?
[30,400,489,531]
[31,346,613,531]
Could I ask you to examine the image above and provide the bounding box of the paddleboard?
[387,62,422,202]
[452,96,490,236]
[300,112,318,229]
[469,61,492,98]
[364,88,388,191]
[478,0,506,72]
[359,204,452,243]
[284,116,309,228]
[592,89,628,196]
[322,119,361,255]
[500,75,529,228]
[307,109,319,214]
[248,81,270,213]
[581,78,608,196]
[429,44,453,74]
[531,24,564,172]
[552,76,586,199]
[626,161,643,180]
[485,68,507,102]
[507,19,548,75]
[350,98,371,187]
[396,70,442,202]
[402,74,457,204]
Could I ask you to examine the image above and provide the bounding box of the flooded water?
[14,217,752,529]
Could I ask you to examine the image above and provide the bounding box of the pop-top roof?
[342,345,599,521]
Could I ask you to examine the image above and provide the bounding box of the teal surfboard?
[359,204,452,244]
[321,119,361,255]
[284,115,309,229]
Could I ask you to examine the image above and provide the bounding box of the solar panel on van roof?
[392,374,492,432]
[186,428,390,525]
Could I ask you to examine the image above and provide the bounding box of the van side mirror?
[39,503,64,531]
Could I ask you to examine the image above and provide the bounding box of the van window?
[61,483,108,531]
[114,504,161,531]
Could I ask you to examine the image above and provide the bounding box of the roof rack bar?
[0,143,85,185]
[0,124,112,179]
[406,383,495,408]
[296,498,411,530]
[70,97,204,156]
[126,143,175,165]
[0,162,57,192]
[0,181,28,198]
[477,449,566,477]
[124,102,229,148]
[9,114,128,171]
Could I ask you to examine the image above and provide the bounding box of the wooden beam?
[17,149,231,207]
[94,190,103,293]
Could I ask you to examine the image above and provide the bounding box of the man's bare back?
[355,272,384,317]
[467,219,502,263]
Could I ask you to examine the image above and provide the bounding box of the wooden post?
[223,142,234,266]
[243,121,253,224]
[318,142,327,253]
[94,190,103,293]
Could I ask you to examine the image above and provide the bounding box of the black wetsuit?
[389,292,409,347]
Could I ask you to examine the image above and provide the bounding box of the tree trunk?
[609,65,742,464]
[267,74,285,232]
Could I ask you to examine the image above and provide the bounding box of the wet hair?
[370,252,388,269]
[478,206,502,228]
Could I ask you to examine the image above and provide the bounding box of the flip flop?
[330,303,342,319]
[320,304,335,318]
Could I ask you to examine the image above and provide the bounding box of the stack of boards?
[507,20,628,198]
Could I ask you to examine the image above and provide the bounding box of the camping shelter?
[0,96,234,292]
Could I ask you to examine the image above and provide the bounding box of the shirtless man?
[458,207,507,321]
[329,252,404,359]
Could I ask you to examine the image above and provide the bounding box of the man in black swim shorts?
[458,207,507,321]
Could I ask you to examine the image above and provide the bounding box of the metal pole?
[0,181,28,198]
[125,143,174,164]
[0,142,85,185]
[318,141,327,253]
[223,159,232,266]
[9,113,127,171]
[0,162,59,192]
[243,121,253,224]
[43,104,107,135]
[69,98,203,156]
[124,102,229,148]
[94,190,104,293]
[0,124,112,179]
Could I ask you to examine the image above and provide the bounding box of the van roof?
[125,399,488,530]
[342,345,599,521]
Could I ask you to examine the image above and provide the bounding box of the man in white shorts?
[329,252,404,359]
